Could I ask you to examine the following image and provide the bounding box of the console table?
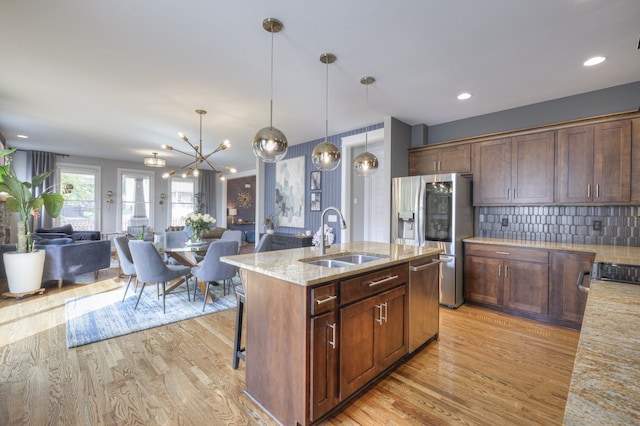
[269,233,313,250]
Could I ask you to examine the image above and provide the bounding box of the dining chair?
[253,233,272,253]
[128,240,192,314]
[221,230,243,254]
[191,240,238,311]
[114,236,138,301]
[163,230,191,264]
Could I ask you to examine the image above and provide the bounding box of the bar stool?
[233,278,246,369]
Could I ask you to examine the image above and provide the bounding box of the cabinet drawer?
[310,283,337,316]
[340,265,408,306]
[465,243,548,264]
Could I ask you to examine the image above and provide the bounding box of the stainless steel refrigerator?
[392,173,473,308]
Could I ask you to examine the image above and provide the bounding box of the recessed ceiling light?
[457,92,472,100]
[16,134,28,139]
[583,56,606,67]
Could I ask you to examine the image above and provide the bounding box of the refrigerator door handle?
[417,182,425,246]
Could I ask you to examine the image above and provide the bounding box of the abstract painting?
[275,155,305,228]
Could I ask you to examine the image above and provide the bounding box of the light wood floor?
[0,268,579,425]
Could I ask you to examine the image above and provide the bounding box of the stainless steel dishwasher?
[408,256,441,353]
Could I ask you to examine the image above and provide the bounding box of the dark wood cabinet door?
[377,285,408,371]
[511,131,555,204]
[310,310,339,421]
[339,296,378,400]
[557,125,594,203]
[409,149,439,175]
[503,260,549,315]
[593,120,631,203]
[473,138,512,205]
[438,144,471,174]
[549,251,594,328]
[464,255,502,305]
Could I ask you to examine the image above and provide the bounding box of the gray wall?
[427,81,640,144]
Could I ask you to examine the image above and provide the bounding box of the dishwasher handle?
[410,259,442,272]
[577,270,591,293]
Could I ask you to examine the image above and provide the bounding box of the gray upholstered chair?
[191,240,238,311]
[221,230,243,254]
[114,236,138,301]
[163,230,191,264]
[128,241,192,314]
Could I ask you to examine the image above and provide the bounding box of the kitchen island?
[222,241,442,426]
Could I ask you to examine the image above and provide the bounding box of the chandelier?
[161,109,237,180]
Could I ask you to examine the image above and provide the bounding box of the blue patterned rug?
[65,279,237,348]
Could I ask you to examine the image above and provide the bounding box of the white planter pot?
[3,250,46,294]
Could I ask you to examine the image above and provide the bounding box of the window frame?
[117,168,155,233]
[56,163,101,231]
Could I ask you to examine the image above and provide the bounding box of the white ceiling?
[1,0,639,174]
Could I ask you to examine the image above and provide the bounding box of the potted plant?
[264,214,275,234]
[0,148,64,293]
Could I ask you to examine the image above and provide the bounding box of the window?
[118,169,154,234]
[170,177,196,226]
[57,164,100,231]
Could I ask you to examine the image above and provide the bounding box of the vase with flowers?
[0,148,64,293]
[184,212,216,244]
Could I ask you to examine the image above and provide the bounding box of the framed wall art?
[310,192,321,211]
[275,155,305,228]
[310,171,321,190]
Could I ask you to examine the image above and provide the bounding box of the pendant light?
[353,76,379,176]
[312,53,341,171]
[253,17,288,163]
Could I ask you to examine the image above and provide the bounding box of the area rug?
[65,279,238,348]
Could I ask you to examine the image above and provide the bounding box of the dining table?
[160,242,212,298]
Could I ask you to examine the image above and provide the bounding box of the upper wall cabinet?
[409,143,471,176]
[473,131,555,205]
[557,119,631,204]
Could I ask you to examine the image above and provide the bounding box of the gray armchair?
[128,241,192,314]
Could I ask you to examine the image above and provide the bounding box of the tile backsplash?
[477,206,640,246]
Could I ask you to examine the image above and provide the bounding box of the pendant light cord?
[365,82,369,150]
[269,21,274,129]
[325,59,329,141]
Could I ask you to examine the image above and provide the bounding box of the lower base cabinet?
[464,243,549,316]
[340,285,408,400]
[549,251,595,328]
[464,242,596,329]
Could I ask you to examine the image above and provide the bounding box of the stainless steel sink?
[303,259,354,268]
[331,254,386,264]
[300,252,388,268]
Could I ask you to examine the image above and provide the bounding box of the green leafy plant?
[0,148,64,253]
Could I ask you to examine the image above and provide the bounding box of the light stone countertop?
[563,280,640,425]
[221,241,442,286]
[464,237,640,266]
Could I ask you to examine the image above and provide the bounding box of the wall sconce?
[159,193,167,205]
[106,190,113,210]
[63,183,74,195]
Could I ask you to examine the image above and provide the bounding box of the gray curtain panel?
[28,151,57,229]
[198,169,216,216]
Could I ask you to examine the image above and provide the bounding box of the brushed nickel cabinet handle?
[577,270,590,293]
[505,265,509,277]
[514,188,517,199]
[376,304,383,324]
[367,275,399,287]
[433,161,437,171]
[409,259,441,272]
[382,302,388,323]
[507,188,510,199]
[498,264,502,277]
[587,184,591,198]
[595,184,599,198]
[495,251,510,255]
[328,323,337,348]
[316,295,337,305]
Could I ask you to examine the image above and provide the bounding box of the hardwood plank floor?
[0,268,579,425]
